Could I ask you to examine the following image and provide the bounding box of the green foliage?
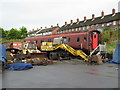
[101,29,119,53]
[7,28,20,39]
[0,26,28,39]
[2,38,24,44]
[0,27,6,38]
[20,26,28,39]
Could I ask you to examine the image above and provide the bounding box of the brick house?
[28,28,42,37]
[57,9,120,34]
[35,25,60,36]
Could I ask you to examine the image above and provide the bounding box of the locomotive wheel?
[91,55,103,65]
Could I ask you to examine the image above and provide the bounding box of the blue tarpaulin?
[0,45,6,62]
[107,43,120,64]
[7,63,33,71]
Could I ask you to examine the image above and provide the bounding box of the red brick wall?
[52,27,60,34]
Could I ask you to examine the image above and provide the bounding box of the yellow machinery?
[41,37,103,64]
[22,41,41,54]
[41,42,89,61]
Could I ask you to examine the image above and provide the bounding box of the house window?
[107,22,112,26]
[79,27,81,30]
[76,28,78,31]
[69,29,71,32]
[92,25,94,28]
[96,24,98,27]
[66,30,68,32]
[107,23,110,26]
[87,26,89,29]
[102,24,104,27]
[72,28,74,32]
[83,27,85,30]
[113,21,116,25]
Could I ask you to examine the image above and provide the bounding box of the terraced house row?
[28,9,120,37]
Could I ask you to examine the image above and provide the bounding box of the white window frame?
[102,24,104,27]
[87,26,89,29]
[72,28,74,32]
[113,21,116,25]
[96,24,98,27]
[92,25,94,28]
[79,27,81,30]
[69,29,71,32]
[83,27,85,30]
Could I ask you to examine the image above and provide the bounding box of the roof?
[58,12,120,31]
[28,29,40,34]
[37,26,59,34]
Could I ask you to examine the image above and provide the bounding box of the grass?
[1,38,24,44]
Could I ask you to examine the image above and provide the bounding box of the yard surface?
[1,59,119,88]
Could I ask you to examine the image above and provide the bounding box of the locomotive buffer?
[41,37,103,64]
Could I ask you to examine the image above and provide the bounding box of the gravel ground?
[1,59,119,88]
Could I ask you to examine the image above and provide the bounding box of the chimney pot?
[77,18,79,22]
[57,24,59,26]
[92,14,95,19]
[45,27,47,29]
[51,25,53,27]
[84,16,86,22]
[112,8,115,15]
[65,22,67,25]
[40,27,42,29]
[101,11,104,17]
[70,20,73,24]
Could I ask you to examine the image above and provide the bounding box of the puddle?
[85,71,100,76]
[107,65,114,67]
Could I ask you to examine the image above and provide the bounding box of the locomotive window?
[92,32,97,34]
[77,37,80,42]
[84,37,87,42]
[41,40,44,43]
[68,38,70,42]
[48,39,52,42]
[36,40,37,44]
[94,35,96,38]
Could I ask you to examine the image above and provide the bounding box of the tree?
[7,28,21,39]
[20,26,28,39]
[0,27,6,38]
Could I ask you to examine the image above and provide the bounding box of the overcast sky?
[0,0,119,31]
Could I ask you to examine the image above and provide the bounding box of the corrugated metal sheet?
[0,45,6,62]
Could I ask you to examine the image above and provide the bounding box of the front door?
[92,34,98,49]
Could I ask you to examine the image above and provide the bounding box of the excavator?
[41,37,104,64]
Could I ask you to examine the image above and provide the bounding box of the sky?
[0,0,119,31]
